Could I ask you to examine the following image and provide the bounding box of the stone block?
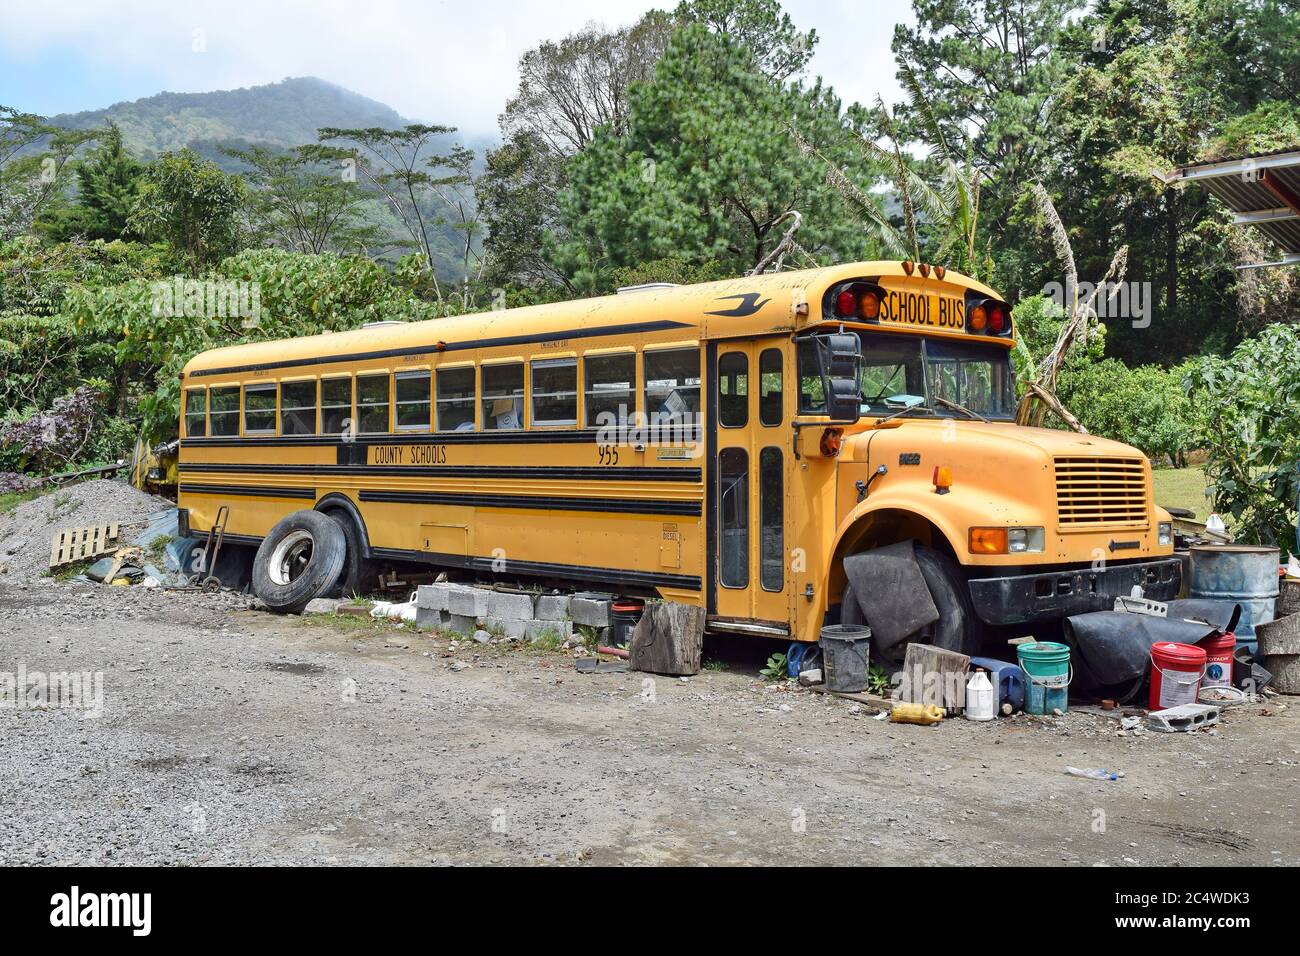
[448,586,490,617]
[570,596,611,628]
[534,593,571,621]
[487,590,534,621]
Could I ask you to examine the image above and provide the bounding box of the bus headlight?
[969,526,1044,554]
[1007,527,1045,553]
[1158,522,1172,546]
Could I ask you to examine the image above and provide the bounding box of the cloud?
[0,0,913,135]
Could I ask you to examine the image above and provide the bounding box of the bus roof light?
[935,266,946,280]
[859,288,881,320]
[987,302,1008,334]
[919,263,931,278]
[902,260,915,276]
[968,303,988,332]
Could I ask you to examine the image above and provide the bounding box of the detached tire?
[253,510,347,614]
[841,543,980,664]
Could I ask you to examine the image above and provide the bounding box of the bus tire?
[324,508,378,598]
[252,510,348,614]
[841,544,979,663]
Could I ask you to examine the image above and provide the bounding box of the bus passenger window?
[481,363,524,430]
[356,374,390,433]
[320,378,352,434]
[280,380,317,435]
[209,386,240,436]
[436,367,476,431]
[184,388,207,438]
[584,353,635,426]
[718,352,748,427]
[759,447,783,591]
[531,358,577,426]
[719,447,749,588]
[759,348,783,426]
[395,371,432,431]
[243,383,276,434]
[643,349,700,420]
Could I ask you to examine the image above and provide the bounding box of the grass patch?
[46,559,94,582]
[1153,466,1211,520]
[0,486,46,513]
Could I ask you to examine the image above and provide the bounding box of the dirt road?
[2,577,1298,866]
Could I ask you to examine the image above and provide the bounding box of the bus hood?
[843,418,1148,466]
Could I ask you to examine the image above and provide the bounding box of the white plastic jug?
[965,668,996,721]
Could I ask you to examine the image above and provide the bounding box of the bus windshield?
[856,331,1016,420]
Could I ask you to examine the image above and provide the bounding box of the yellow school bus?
[177,261,1180,653]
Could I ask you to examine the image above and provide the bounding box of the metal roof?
[1162,150,1300,268]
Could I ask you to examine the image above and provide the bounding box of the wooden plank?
[629,600,706,676]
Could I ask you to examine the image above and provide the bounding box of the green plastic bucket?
[1017,641,1072,715]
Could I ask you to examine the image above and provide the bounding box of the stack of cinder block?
[414,583,613,644]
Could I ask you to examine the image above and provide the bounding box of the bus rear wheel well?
[314,494,372,558]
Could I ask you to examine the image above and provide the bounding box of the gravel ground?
[2,572,1299,866]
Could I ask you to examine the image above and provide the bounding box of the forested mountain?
[49,77,408,158]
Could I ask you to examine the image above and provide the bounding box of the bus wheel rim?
[269,530,314,586]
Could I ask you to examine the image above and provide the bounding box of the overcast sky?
[0,0,915,135]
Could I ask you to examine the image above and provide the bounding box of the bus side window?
[356,373,390,433]
[321,377,352,434]
[759,447,783,591]
[718,352,748,428]
[584,352,635,426]
[242,383,276,434]
[395,371,432,431]
[209,386,240,436]
[759,348,783,426]
[184,388,207,438]
[436,367,476,431]
[280,380,317,435]
[719,447,749,588]
[481,363,524,430]
[797,338,826,414]
[531,358,577,426]
[644,349,701,420]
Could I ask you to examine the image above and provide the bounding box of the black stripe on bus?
[188,535,702,592]
[178,483,316,500]
[357,489,701,517]
[369,547,702,592]
[177,463,702,482]
[187,319,694,378]
[180,426,704,449]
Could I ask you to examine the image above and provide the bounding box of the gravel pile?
[0,479,173,583]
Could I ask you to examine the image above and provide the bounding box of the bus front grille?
[1053,456,1149,529]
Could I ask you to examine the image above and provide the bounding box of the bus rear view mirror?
[819,332,861,423]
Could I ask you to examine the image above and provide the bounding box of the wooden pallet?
[49,523,120,568]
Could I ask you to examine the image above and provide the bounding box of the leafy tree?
[128,149,245,275]
[222,143,381,255]
[677,0,817,81]
[1185,324,1300,547]
[0,106,97,241]
[41,124,143,242]
[318,124,480,300]
[559,23,879,290]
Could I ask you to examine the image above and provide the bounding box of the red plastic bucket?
[1196,632,1236,689]
[1149,642,1206,710]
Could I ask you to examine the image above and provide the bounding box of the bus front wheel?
[841,544,980,664]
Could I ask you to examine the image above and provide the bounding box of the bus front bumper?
[967,558,1183,626]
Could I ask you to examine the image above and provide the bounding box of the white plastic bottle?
[965,668,996,721]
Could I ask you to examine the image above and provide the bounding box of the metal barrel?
[1188,545,1280,651]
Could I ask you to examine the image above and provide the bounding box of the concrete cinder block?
[488,590,534,621]
[447,613,479,636]
[415,606,448,631]
[534,594,571,621]
[448,586,490,618]
[416,583,455,611]
[484,617,529,640]
[526,619,573,642]
[570,596,611,628]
